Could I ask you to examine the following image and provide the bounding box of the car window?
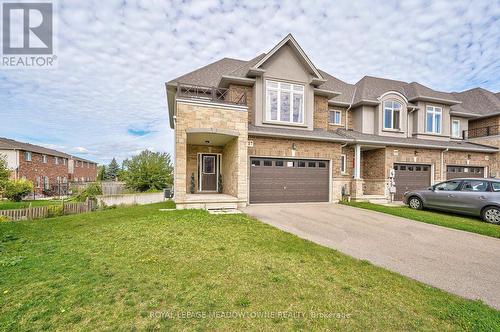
[461,180,489,192]
[434,180,462,191]
[492,182,500,192]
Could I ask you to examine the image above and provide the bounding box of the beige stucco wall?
[174,101,248,203]
[412,101,451,140]
[253,44,315,131]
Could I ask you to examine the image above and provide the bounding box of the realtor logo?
[1,2,57,68]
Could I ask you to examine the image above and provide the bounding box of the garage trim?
[247,155,333,204]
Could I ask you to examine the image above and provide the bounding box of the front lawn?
[342,201,500,238]
[0,199,63,210]
[1,203,498,330]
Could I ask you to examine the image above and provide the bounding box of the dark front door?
[201,154,217,191]
[394,163,431,201]
[249,158,329,204]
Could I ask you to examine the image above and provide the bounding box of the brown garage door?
[447,166,484,179]
[394,164,431,201]
[249,158,329,204]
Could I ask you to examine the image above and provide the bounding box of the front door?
[200,154,217,191]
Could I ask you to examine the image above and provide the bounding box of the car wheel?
[482,207,500,225]
[408,196,423,210]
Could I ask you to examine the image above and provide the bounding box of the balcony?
[464,125,500,139]
[177,83,247,106]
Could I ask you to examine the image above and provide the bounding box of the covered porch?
[175,128,248,210]
[350,144,389,201]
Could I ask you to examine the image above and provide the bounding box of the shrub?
[0,215,10,222]
[4,179,33,202]
[47,205,64,218]
[75,182,102,202]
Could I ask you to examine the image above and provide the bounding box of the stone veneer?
[174,101,248,205]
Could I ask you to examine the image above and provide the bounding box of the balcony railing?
[177,83,247,106]
[464,125,500,139]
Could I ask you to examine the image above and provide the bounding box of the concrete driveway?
[243,203,500,309]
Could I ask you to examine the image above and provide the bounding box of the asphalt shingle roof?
[0,137,97,163]
[452,88,500,118]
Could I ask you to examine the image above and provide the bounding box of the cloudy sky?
[1,0,499,164]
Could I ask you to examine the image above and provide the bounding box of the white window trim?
[42,155,47,163]
[54,156,59,165]
[341,154,347,174]
[451,119,461,138]
[24,151,31,161]
[329,110,342,125]
[425,106,442,134]
[383,100,402,130]
[265,79,305,125]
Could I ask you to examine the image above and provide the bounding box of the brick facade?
[71,159,98,182]
[313,96,349,131]
[468,115,500,130]
[18,152,70,194]
[228,84,254,124]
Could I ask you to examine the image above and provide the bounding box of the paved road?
[243,203,500,309]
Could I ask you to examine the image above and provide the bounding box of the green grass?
[0,199,63,210]
[0,203,498,330]
[342,201,500,238]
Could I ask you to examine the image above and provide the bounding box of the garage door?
[394,164,431,201]
[447,166,484,179]
[249,158,329,204]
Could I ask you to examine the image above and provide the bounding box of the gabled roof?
[250,34,325,83]
[452,88,500,118]
[0,137,97,163]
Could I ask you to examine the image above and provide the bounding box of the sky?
[1,0,499,165]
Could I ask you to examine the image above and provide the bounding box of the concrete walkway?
[243,203,500,309]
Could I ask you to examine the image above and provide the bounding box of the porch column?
[354,144,361,179]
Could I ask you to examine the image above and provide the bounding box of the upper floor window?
[24,151,31,161]
[383,101,401,130]
[266,80,304,124]
[451,119,461,138]
[42,155,47,163]
[426,106,442,134]
[63,158,66,165]
[329,110,342,125]
[54,156,59,165]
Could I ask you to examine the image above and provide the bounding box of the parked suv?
[402,178,500,224]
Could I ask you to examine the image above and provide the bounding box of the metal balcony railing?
[464,125,500,139]
[177,83,247,106]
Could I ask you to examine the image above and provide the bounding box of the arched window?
[383,100,402,130]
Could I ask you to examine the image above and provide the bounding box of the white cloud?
[1,0,499,164]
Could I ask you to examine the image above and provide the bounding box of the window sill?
[262,121,308,128]
[382,129,405,134]
[328,123,342,126]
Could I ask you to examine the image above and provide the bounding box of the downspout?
[440,148,449,181]
[407,107,417,138]
[345,86,357,130]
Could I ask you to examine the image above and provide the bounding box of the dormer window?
[426,106,442,134]
[266,80,304,124]
[383,101,401,130]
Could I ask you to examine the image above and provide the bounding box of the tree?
[105,158,120,181]
[121,150,173,192]
[0,155,11,194]
[97,165,106,181]
[4,179,33,202]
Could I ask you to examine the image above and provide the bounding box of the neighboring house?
[0,137,98,195]
[166,34,498,208]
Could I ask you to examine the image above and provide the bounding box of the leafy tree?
[105,158,120,181]
[0,155,11,194]
[75,182,102,202]
[121,150,173,192]
[4,179,33,202]
[97,165,106,181]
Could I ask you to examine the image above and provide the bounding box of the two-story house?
[166,34,498,209]
[0,137,98,196]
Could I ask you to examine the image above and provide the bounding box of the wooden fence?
[0,200,95,221]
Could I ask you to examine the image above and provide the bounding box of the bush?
[47,205,64,218]
[75,182,102,202]
[4,179,33,202]
[0,215,10,222]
